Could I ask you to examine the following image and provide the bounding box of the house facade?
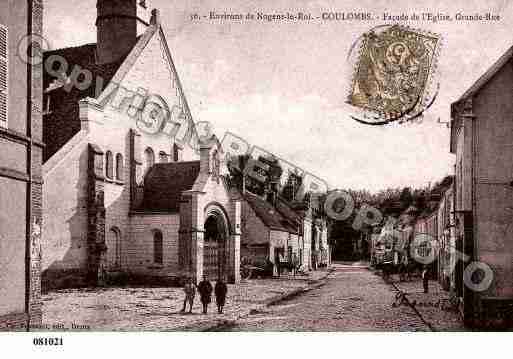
[450,45,513,327]
[241,192,329,275]
[425,205,438,279]
[436,177,455,291]
[42,0,241,289]
[0,0,43,330]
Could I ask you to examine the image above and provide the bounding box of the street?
[40,262,464,331]
[223,263,431,331]
[40,270,331,331]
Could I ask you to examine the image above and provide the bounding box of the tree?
[282,169,302,202]
[226,154,283,197]
[399,187,413,207]
[226,154,250,193]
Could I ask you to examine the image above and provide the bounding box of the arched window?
[109,227,122,268]
[144,147,155,174]
[173,143,182,162]
[105,151,113,179]
[159,151,168,163]
[115,153,124,181]
[153,230,163,264]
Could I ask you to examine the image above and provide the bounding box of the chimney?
[96,0,150,64]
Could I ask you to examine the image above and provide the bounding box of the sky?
[44,0,513,192]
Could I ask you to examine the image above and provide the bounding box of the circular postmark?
[346,24,442,125]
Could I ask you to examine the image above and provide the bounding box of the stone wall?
[241,199,270,263]
[241,200,269,245]
[474,59,513,299]
[128,212,180,277]
[302,219,312,270]
[42,133,90,289]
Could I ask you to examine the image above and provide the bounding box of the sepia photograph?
[1,0,513,355]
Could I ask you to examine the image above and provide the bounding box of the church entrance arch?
[203,206,229,280]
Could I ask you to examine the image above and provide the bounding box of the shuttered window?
[0,25,7,127]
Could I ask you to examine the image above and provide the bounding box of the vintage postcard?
[1,0,513,355]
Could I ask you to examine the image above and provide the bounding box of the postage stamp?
[348,25,441,122]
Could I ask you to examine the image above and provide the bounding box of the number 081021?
[33,337,63,346]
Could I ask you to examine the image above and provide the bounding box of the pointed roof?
[275,197,302,224]
[456,44,513,102]
[42,12,198,161]
[43,42,129,94]
[451,44,513,153]
[243,192,299,234]
[42,43,130,160]
[95,18,197,132]
[139,161,201,212]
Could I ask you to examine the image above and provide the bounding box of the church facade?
[42,0,241,289]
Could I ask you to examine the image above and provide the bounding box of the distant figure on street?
[291,253,299,276]
[321,249,327,268]
[399,254,409,282]
[422,266,429,293]
[181,277,196,313]
[214,277,228,314]
[198,275,213,314]
[312,250,319,270]
[382,259,392,282]
[276,251,284,276]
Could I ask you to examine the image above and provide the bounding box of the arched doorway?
[203,211,228,280]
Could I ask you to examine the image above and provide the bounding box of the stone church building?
[42,0,241,289]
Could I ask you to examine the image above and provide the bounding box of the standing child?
[181,277,196,313]
[197,275,213,314]
[215,278,228,314]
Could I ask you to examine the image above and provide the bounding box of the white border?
[0,332,509,359]
[0,23,8,128]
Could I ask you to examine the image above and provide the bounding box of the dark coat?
[215,281,228,305]
[197,280,213,303]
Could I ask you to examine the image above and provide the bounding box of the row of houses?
[426,41,513,328]
[241,191,330,276]
[371,41,513,328]
[0,0,330,330]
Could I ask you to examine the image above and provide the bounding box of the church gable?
[95,21,198,151]
[42,10,199,162]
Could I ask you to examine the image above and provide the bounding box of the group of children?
[181,275,228,314]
